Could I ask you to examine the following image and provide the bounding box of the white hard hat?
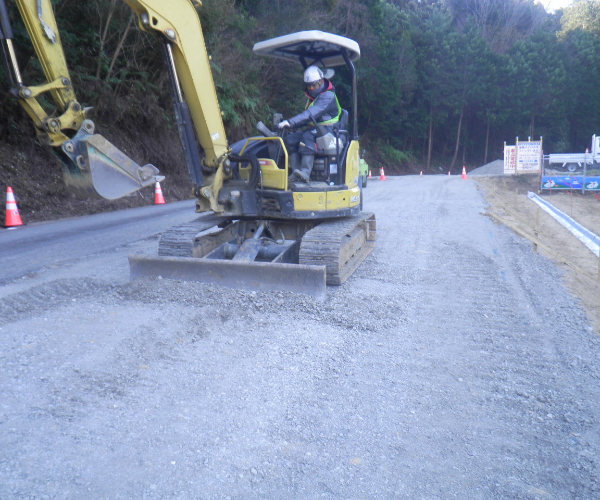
[304,66,324,84]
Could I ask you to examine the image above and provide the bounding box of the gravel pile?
[469,159,504,176]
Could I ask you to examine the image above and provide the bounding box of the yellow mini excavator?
[0,0,376,298]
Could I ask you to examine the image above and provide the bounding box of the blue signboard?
[541,176,600,190]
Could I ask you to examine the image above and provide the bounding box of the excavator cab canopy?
[252,30,360,68]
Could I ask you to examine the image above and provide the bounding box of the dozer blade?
[58,120,163,200]
[128,213,376,300]
[128,254,327,300]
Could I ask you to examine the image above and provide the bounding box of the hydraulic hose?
[229,152,261,189]
[0,0,23,88]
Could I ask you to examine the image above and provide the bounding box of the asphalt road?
[1,175,599,499]
[0,199,196,284]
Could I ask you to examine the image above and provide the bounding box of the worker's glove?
[277,120,290,130]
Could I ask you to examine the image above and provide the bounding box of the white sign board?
[504,145,516,175]
[504,139,543,174]
[516,140,542,172]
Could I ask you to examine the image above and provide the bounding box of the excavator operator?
[278,65,342,182]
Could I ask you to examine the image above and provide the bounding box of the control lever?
[257,121,276,137]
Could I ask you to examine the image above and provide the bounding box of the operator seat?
[315,109,348,156]
[298,109,350,185]
[334,109,349,144]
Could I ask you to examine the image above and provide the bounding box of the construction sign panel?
[541,176,600,191]
[504,145,516,175]
[503,139,542,174]
[516,140,542,172]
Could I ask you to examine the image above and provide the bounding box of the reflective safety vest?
[307,92,342,126]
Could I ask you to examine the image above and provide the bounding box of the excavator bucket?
[58,120,163,200]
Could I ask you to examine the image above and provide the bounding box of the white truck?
[548,135,600,173]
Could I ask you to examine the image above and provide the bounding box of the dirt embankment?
[476,173,600,332]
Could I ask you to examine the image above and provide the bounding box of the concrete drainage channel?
[527,191,600,258]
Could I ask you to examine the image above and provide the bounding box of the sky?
[538,0,574,12]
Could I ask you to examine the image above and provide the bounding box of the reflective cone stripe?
[154,182,166,204]
[5,187,23,227]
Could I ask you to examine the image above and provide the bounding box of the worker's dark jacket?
[288,80,341,129]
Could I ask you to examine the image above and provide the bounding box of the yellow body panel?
[345,139,361,188]
[292,186,360,212]
[240,159,287,190]
[327,186,361,209]
[258,159,287,190]
[238,137,289,190]
[292,139,362,212]
[293,192,327,211]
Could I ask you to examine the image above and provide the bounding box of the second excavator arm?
[2,0,244,211]
[0,0,163,199]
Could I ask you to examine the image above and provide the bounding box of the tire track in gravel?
[364,176,600,499]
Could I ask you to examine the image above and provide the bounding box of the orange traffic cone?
[448,170,451,176]
[380,167,387,181]
[5,186,23,228]
[154,181,166,204]
[420,171,423,176]
[461,166,468,180]
[368,169,372,179]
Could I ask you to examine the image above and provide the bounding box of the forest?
[2,0,600,178]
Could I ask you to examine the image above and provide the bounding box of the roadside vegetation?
[2,0,600,221]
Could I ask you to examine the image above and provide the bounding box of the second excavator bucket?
[57,120,163,200]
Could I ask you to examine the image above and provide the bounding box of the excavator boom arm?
[123,0,229,169]
[0,0,170,199]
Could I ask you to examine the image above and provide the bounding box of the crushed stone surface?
[1,175,599,499]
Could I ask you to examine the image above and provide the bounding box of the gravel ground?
[1,174,599,499]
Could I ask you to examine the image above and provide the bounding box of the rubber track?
[158,214,224,257]
[299,212,376,285]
